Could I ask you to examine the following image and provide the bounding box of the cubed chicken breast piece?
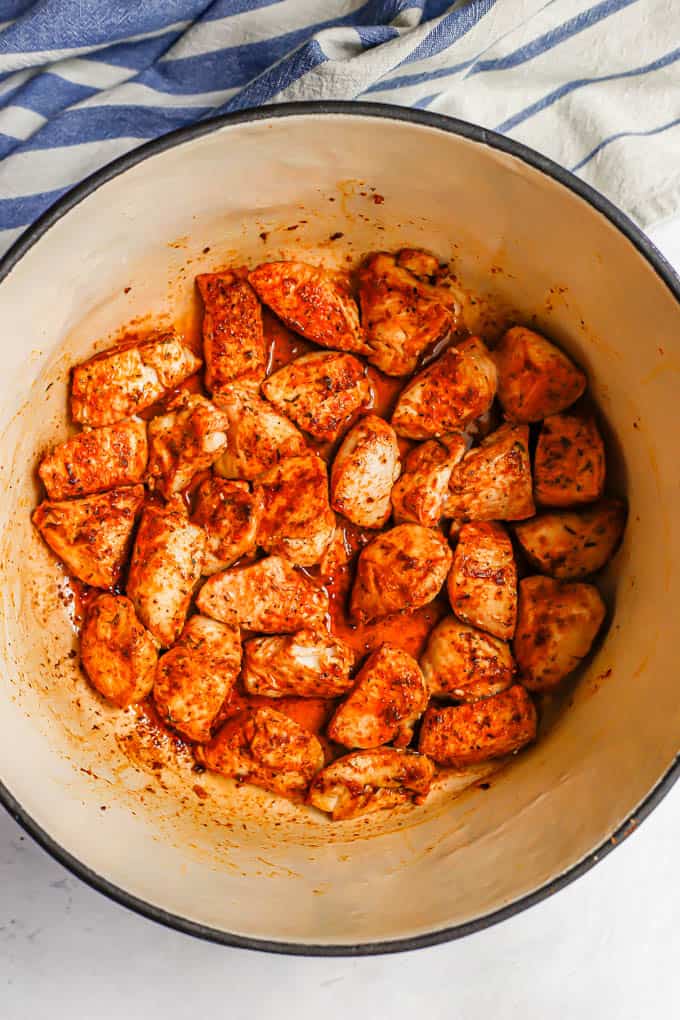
[249,260,367,354]
[147,393,230,498]
[420,616,515,702]
[534,412,605,507]
[357,251,454,376]
[39,419,148,500]
[395,248,441,280]
[350,523,453,624]
[243,628,356,698]
[513,575,606,690]
[196,555,328,632]
[254,452,335,566]
[127,497,206,647]
[32,484,144,588]
[212,384,307,481]
[330,414,401,528]
[80,594,158,708]
[448,522,518,640]
[391,433,466,526]
[308,747,435,820]
[261,351,369,443]
[153,615,241,743]
[444,423,535,521]
[197,270,265,393]
[493,326,586,423]
[328,643,428,749]
[514,500,626,580]
[71,330,202,426]
[418,685,537,766]
[391,338,497,439]
[191,477,261,574]
[196,705,324,800]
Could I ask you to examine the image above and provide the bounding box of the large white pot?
[1,104,678,955]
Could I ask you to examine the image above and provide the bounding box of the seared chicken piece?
[309,747,435,820]
[534,412,605,506]
[192,477,261,574]
[243,628,356,698]
[493,326,586,423]
[448,522,518,640]
[212,384,307,481]
[330,414,401,528]
[444,423,535,521]
[420,616,514,702]
[146,393,229,498]
[249,260,366,354]
[328,643,428,749]
[419,685,537,766]
[254,452,335,566]
[350,523,453,623]
[357,252,453,375]
[391,338,497,439]
[196,705,324,800]
[395,248,441,280]
[391,434,466,526]
[513,575,606,690]
[514,500,626,580]
[261,351,369,443]
[197,270,265,393]
[80,594,158,708]
[71,330,202,426]
[39,419,148,500]
[196,555,328,632]
[33,484,144,588]
[127,497,206,647]
[153,615,241,742]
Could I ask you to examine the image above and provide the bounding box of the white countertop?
[3,217,680,1020]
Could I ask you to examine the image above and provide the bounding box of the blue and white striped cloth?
[0,0,678,255]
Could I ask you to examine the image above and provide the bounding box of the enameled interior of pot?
[0,114,678,947]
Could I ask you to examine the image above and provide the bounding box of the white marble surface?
[2,217,680,1019]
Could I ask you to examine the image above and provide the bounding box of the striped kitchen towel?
[0,0,678,255]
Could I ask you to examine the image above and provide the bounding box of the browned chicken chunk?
[32,484,144,588]
[513,575,606,690]
[261,351,369,442]
[391,434,466,526]
[249,260,366,354]
[444,423,535,521]
[146,393,230,498]
[191,477,261,574]
[80,594,158,708]
[328,643,428,749]
[197,270,265,393]
[71,330,202,426]
[418,685,537,765]
[330,414,401,528]
[514,500,626,580]
[254,452,335,566]
[196,705,324,800]
[308,747,435,820]
[448,522,518,640]
[127,497,206,647]
[391,338,497,439]
[153,615,241,742]
[39,419,148,500]
[351,523,453,624]
[196,554,328,632]
[493,326,586,423]
[395,248,441,280]
[358,252,454,375]
[420,616,514,702]
[534,412,605,506]
[242,628,356,698]
[212,384,307,481]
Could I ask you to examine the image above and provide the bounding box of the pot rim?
[1,100,679,957]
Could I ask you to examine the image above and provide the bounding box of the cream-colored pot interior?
[1,109,679,952]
